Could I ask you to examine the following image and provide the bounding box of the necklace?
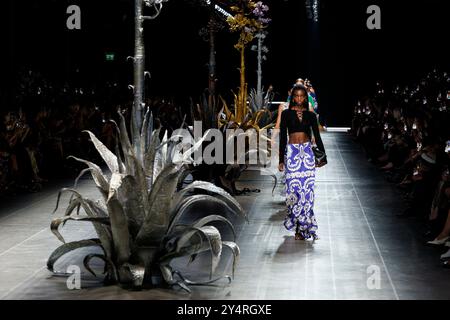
[293,108,304,122]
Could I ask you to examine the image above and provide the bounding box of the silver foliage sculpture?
[249,1,271,113]
[47,110,246,292]
[47,0,246,292]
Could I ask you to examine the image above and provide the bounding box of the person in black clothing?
[278,85,327,241]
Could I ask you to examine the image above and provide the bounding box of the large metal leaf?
[191,215,236,242]
[164,135,193,166]
[161,225,202,258]
[83,253,116,278]
[136,164,184,245]
[140,108,151,163]
[115,174,145,239]
[53,188,85,214]
[165,215,236,267]
[117,111,134,171]
[143,128,161,185]
[145,163,179,221]
[152,145,164,181]
[63,197,82,217]
[179,129,213,164]
[77,198,113,259]
[106,173,131,264]
[67,156,110,199]
[222,241,240,279]
[84,198,108,217]
[106,197,131,264]
[166,227,204,255]
[159,263,175,284]
[47,239,102,272]
[159,264,191,292]
[51,215,110,243]
[52,189,113,258]
[160,130,168,170]
[168,195,240,234]
[72,168,92,190]
[83,130,119,174]
[146,112,154,152]
[155,133,185,153]
[173,180,244,217]
[118,110,132,149]
[163,133,186,166]
[151,164,187,226]
[112,122,127,174]
[186,226,222,277]
[124,154,150,220]
[163,225,222,279]
[177,167,194,190]
[167,215,236,258]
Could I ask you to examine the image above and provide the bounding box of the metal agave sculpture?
[250,1,271,114]
[47,110,245,292]
[216,98,277,196]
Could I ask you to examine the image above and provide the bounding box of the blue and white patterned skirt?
[284,142,318,239]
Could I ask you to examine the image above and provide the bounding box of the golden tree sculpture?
[226,0,266,124]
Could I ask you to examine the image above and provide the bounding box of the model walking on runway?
[278,85,327,240]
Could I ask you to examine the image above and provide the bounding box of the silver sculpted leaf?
[83,130,119,174]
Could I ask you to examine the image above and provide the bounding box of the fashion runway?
[0,132,449,300]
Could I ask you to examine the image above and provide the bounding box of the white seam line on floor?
[0,266,47,300]
[337,143,400,300]
[0,228,48,258]
[326,183,337,299]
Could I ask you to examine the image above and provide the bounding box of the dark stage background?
[1,0,449,126]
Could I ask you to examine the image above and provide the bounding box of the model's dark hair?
[289,85,309,110]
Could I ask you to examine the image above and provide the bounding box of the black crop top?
[279,109,325,164]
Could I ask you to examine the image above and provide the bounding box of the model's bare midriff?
[288,132,310,144]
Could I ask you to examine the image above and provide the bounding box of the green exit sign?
[105,53,115,61]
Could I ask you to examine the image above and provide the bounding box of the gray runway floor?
[1,132,449,300]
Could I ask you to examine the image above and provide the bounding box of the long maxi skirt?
[283,142,318,239]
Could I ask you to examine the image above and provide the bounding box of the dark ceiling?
[2,0,449,126]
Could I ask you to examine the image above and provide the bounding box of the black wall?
[2,0,449,126]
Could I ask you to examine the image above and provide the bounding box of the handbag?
[312,146,327,166]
